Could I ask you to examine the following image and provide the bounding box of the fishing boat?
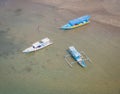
[64,46,92,68]
[22,37,53,53]
[61,15,91,30]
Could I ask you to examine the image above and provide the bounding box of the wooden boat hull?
[61,21,90,30]
[23,42,53,53]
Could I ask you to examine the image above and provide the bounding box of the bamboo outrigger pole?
[64,55,73,68]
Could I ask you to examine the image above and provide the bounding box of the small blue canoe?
[61,15,91,30]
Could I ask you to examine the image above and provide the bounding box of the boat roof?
[41,37,50,43]
[69,15,90,26]
[69,46,81,57]
[32,42,41,47]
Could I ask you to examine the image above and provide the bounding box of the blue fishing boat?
[64,46,92,68]
[61,15,91,30]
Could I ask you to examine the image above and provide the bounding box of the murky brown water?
[0,0,120,94]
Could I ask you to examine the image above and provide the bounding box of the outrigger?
[64,46,92,68]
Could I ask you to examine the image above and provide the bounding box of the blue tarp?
[68,15,90,26]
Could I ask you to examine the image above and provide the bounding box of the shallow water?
[0,0,120,94]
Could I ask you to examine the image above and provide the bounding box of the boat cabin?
[32,42,41,48]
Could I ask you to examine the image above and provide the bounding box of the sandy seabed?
[0,0,120,94]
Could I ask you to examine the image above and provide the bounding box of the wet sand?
[0,0,120,94]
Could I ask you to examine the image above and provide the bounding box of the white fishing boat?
[22,37,53,53]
